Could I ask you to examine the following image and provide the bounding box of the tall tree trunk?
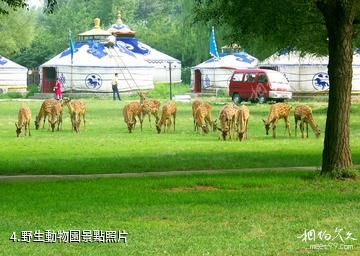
[317,0,357,177]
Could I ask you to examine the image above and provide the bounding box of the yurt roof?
[117,38,180,63]
[107,13,179,63]
[262,50,329,66]
[79,18,111,37]
[193,52,258,69]
[0,55,27,70]
[40,41,153,68]
[108,12,136,35]
[262,49,360,66]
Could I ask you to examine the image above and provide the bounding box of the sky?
[27,0,44,8]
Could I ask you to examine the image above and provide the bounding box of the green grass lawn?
[0,98,359,175]
[1,95,359,255]
[0,171,359,255]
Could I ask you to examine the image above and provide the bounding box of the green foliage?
[0,92,24,99]
[193,0,330,59]
[0,9,35,56]
[26,84,40,97]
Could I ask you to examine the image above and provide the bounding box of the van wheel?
[257,94,266,104]
[232,93,241,104]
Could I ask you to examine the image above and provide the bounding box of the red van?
[229,69,292,103]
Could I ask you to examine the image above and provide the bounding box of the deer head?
[15,122,22,137]
[262,119,270,135]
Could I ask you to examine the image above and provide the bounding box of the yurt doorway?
[42,67,57,93]
[194,69,202,93]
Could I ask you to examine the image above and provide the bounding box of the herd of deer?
[15,92,320,140]
[15,98,86,137]
[121,93,321,140]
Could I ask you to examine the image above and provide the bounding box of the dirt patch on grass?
[161,185,219,192]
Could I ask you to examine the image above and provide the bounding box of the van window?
[232,73,244,81]
[245,73,256,82]
[258,73,267,83]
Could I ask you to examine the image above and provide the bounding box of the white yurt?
[260,50,360,93]
[39,18,154,93]
[109,13,181,83]
[0,55,27,93]
[191,52,258,93]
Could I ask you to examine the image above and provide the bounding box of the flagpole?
[69,30,74,94]
[209,26,219,95]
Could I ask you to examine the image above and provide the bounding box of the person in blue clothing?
[111,73,121,101]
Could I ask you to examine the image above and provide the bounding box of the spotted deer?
[236,105,250,141]
[294,104,320,138]
[48,101,64,132]
[123,102,143,133]
[138,91,161,128]
[217,103,238,140]
[15,104,31,137]
[194,104,211,134]
[63,98,86,133]
[262,103,292,138]
[192,100,217,132]
[35,99,58,130]
[156,101,176,134]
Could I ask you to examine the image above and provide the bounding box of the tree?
[0,9,35,56]
[0,0,57,14]
[194,0,360,178]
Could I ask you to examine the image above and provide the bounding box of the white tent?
[260,50,360,93]
[191,52,258,93]
[109,13,181,84]
[0,55,27,93]
[39,18,154,93]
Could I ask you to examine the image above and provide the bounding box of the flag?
[209,26,219,58]
[69,30,75,64]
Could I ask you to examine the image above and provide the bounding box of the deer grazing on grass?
[194,104,211,134]
[48,101,64,132]
[138,91,161,128]
[236,105,250,141]
[63,98,86,133]
[15,104,31,137]
[262,103,292,138]
[294,104,320,138]
[192,100,217,132]
[217,103,238,140]
[123,102,143,133]
[35,99,59,130]
[156,101,176,134]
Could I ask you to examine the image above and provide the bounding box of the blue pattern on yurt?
[87,40,107,58]
[0,56,8,65]
[118,38,151,55]
[85,73,102,89]
[60,42,83,58]
[115,42,136,58]
[233,53,256,64]
[110,23,130,31]
[204,52,256,64]
[312,72,329,90]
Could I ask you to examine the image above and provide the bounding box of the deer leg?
[306,122,309,138]
[300,120,304,138]
[140,114,143,132]
[28,122,31,136]
[173,113,176,132]
[284,117,291,136]
[295,119,298,137]
[272,120,277,138]
[148,113,152,128]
